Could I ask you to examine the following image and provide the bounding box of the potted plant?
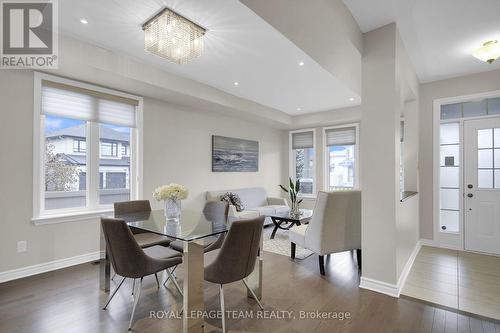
[153,183,188,219]
[279,177,303,217]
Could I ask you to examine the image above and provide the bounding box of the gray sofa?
[206,187,289,225]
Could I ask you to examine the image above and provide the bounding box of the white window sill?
[32,208,113,226]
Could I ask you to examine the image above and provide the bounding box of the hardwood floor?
[1,250,499,333]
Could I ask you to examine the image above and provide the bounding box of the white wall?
[419,69,500,240]
[0,70,284,275]
[360,23,420,290]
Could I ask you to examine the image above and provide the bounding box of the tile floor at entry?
[402,246,500,320]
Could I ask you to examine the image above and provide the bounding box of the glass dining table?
[99,209,263,333]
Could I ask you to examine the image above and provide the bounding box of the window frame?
[289,128,317,198]
[32,72,143,224]
[322,123,360,191]
[73,138,86,153]
[100,141,119,157]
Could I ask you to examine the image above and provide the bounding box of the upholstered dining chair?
[169,201,229,253]
[289,191,361,275]
[114,200,172,248]
[101,218,183,331]
[204,216,265,333]
[114,200,173,287]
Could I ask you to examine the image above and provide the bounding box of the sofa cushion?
[235,210,260,220]
[247,206,276,216]
[267,205,290,215]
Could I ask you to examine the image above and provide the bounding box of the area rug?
[262,226,314,260]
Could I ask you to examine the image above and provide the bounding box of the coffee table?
[268,209,313,239]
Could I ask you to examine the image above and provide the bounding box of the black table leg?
[270,219,280,239]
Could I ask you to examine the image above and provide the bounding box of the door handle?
[467,193,473,198]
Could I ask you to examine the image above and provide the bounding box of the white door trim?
[432,90,500,250]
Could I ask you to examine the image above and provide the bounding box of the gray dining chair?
[204,216,265,333]
[169,201,228,253]
[114,200,172,248]
[114,200,173,287]
[101,217,183,331]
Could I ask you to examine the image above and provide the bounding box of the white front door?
[464,117,500,255]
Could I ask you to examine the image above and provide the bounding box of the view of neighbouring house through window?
[328,145,355,190]
[44,115,131,210]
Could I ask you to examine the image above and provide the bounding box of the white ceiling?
[58,0,359,115]
[343,0,500,83]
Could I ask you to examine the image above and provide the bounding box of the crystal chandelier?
[143,8,206,64]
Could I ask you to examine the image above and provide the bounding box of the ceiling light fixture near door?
[142,7,206,64]
[472,40,500,64]
[80,19,88,25]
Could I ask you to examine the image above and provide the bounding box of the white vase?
[164,198,181,219]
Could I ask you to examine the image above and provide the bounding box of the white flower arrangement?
[153,183,188,201]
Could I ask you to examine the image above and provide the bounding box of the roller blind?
[325,126,356,146]
[41,81,138,128]
[292,131,314,149]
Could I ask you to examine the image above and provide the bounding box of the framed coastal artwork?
[212,135,259,172]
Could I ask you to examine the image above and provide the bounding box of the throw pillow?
[220,192,245,212]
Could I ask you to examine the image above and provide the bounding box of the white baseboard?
[359,277,399,297]
[359,239,422,298]
[396,239,422,295]
[0,251,102,283]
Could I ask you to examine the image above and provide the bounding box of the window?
[101,141,118,157]
[34,73,141,218]
[477,128,500,188]
[439,122,460,233]
[290,130,315,196]
[99,124,131,205]
[324,125,359,191]
[73,139,86,153]
[122,144,129,156]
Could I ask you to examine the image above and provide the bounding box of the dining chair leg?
[290,242,296,260]
[356,249,362,271]
[162,265,177,287]
[242,279,264,310]
[154,273,160,289]
[103,277,126,310]
[219,284,226,333]
[129,277,143,331]
[131,279,136,295]
[166,268,183,297]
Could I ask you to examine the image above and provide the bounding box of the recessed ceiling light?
[349,97,355,102]
[80,19,88,25]
[298,61,305,66]
[296,107,302,111]
[233,82,239,86]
